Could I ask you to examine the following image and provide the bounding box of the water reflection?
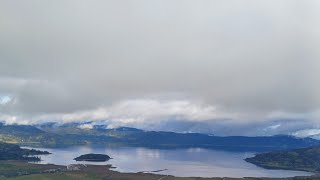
[26,146,313,178]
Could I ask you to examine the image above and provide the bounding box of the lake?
[26,146,313,178]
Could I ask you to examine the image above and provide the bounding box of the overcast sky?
[0,0,320,136]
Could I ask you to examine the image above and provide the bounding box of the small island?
[74,154,111,162]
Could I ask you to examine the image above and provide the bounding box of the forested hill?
[0,142,50,161]
[245,146,320,173]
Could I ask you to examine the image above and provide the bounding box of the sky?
[0,0,320,136]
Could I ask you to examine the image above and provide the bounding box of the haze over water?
[29,146,313,178]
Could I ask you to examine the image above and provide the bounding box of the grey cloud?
[0,0,320,134]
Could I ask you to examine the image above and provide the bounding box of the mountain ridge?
[0,123,319,152]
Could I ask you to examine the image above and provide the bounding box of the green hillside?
[0,124,85,147]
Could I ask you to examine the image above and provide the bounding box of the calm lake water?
[26,146,312,178]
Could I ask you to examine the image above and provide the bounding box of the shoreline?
[0,161,319,180]
[22,146,314,178]
[29,160,315,179]
[0,160,318,180]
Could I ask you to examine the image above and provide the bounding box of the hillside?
[0,123,85,147]
[0,123,320,151]
[245,146,320,173]
[39,123,320,151]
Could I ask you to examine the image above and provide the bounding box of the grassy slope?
[0,123,90,147]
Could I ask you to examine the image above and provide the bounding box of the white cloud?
[78,123,94,129]
[0,98,232,126]
[292,129,320,138]
[58,99,229,126]
[0,95,11,105]
[264,124,281,131]
[0,98,319,136]
[0,0,320,135]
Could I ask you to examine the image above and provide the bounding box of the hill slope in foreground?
[246,146,320,173]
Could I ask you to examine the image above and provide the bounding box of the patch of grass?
[0,161,63,178]
[0,173,98,180]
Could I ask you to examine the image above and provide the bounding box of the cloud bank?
[0,0,320,136]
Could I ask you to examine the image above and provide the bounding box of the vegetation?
[0,161,318,180]
[39,123,320,151]
[0,123,85,147]
[74,154,110,162]
[0,123,320,151]
[245,146,320,173]
[0,161,63,178]
[0,143,50,162]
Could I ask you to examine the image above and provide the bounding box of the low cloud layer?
[0,0,320,136]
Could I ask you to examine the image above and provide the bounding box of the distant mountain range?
[0,122,319,152]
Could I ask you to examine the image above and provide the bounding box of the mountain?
[0,123,85,147]
[39,122,320,151]
[245,146,320,173]
[0,123,320,151]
